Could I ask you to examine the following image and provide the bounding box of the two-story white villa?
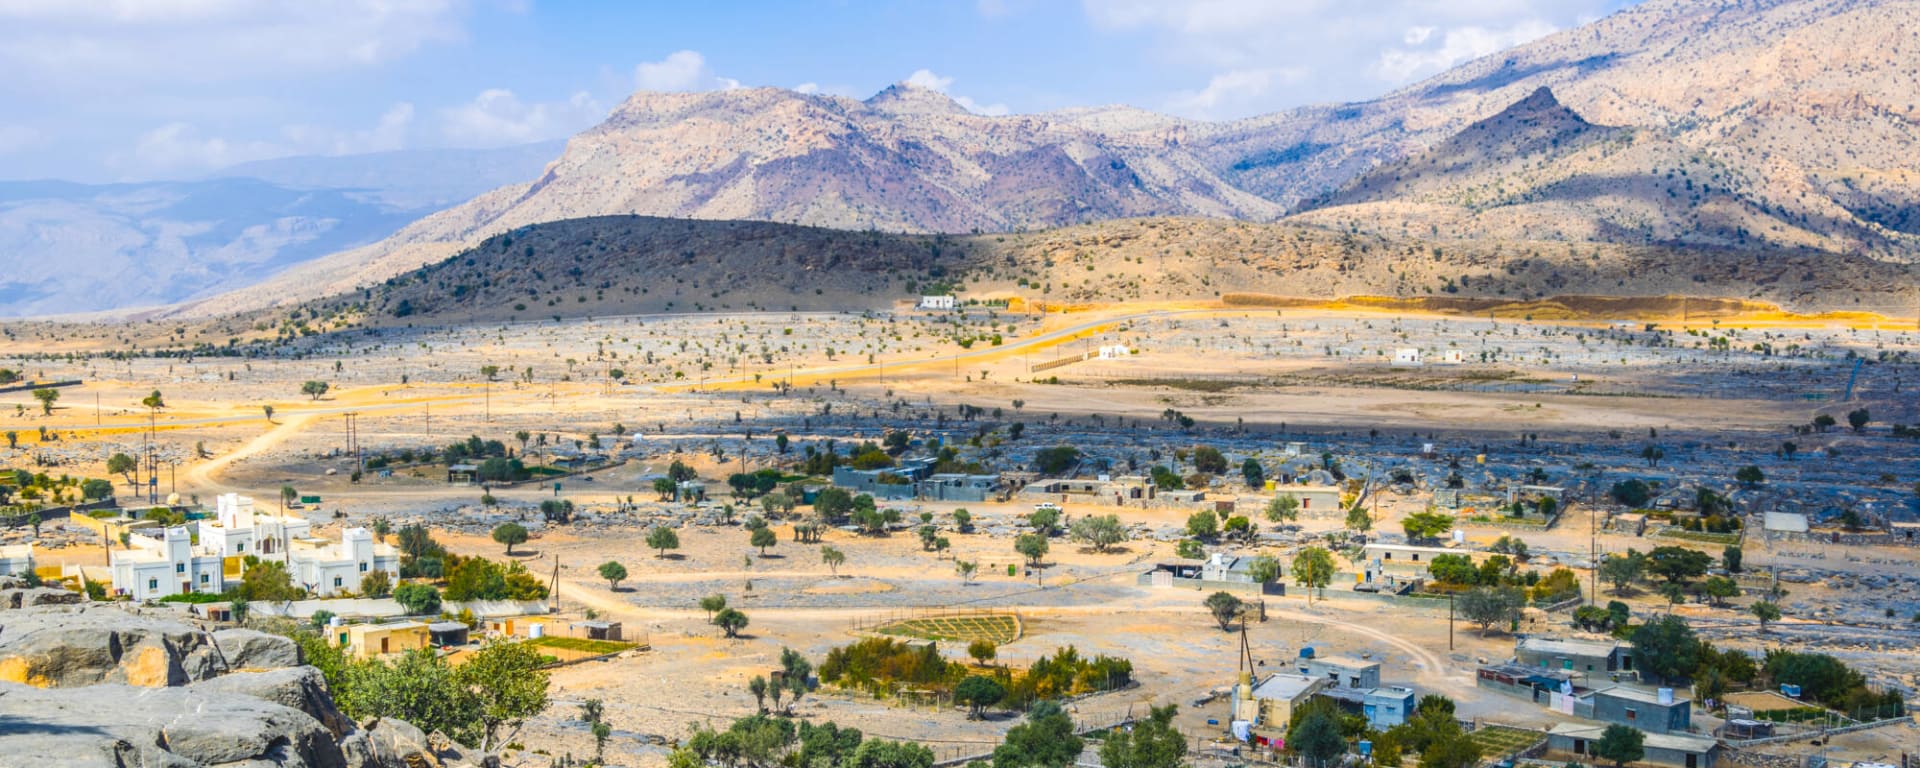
[199,492,311,561]
[287,527,400,597]
[110,526,225,601]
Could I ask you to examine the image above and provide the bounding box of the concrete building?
[198,492,311,560]
[1516,637,1635,679]
[1266,485,1343,515]
[917,473,1001,502]
[286,527,401,597]
[1362,687,1417,729]
[1546,723,1718,768]
[0,543,34,577]
[1477,663,1575,703]
[331,620,430,659]
[1392,348,1423,366]
[109,525,225,601]
[1232,673,1331,745]
[1096,345,1132,360]
[918,295,956,310]
[1362,543,1483,569]
[1586,686,1691,734]
[1298,655,1382,690]
[1139,554,1282,595]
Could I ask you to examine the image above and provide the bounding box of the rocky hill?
[0,590,492,768]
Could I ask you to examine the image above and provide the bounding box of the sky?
[0,0,1641,182]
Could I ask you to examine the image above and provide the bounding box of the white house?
[918,295,956,310]
[199,492,311,561]
[1391,348,1424,366]
[287,527,400,597]
[1096,345,1132,360]
[1439,349,1466,364]
[0,542,34,577]
[110,526,225,601]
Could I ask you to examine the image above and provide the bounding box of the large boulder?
[214,627,302,670]
[341,717,500,768]
[192,666,354,738]
[0,680,352,768]
[0,605,219,687]
[0,575,85,610]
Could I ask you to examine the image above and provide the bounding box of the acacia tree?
[1069,514,1126,553]
[301,380,330,400]
[1205,591,1243,631]
[1292,546,1335,604]
[598,561,628,590]
[491,523,528,556]
[1750,601,1781,632]
[821,546,846,575]
[646,526,680,558]
[714,608,749,638]
[31,388,57,415]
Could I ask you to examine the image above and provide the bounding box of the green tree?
[1014,533,1049,567]
[699,594,727,622]
[458,639,551,750]
[952,508,973,532]
[1600,551,1646,594]
[1241,458,1265,489]
[967,639,997,665]
[1750,601,1781,632]
[80,479,113,500]
[337,649,476,743]
[598,561,628,590]
[31,387,57,415]
[1591,724,1645,768]
[1401,511,1453,542]
[1345,504,1372,533]
[1609,479,1653,507]
[991,700,1083,768]
[647,526,681,557]
[359,570,393,598]
[1032,445,1081,475]
[714,607,749,638]
[822,546,846,575]
[1185,510,1219,539]
[1630,615,1702,684]
[1735,465,1765,486]
[393,583,441,614]
[1027,506,1062,536]
[301,380,330,400]
[1287,707,1345,767]
[490,522,528,556]
[1192,445,1228,474]
[1722,545,1743,573]
[1267,493,1300,522]
[1457,585,1526,636]
[1702,576,1739,606]
[1246,554,1281,585]
[751,526,779,555]
[1068,514,1126,553]
[1292,546,1335,603]
[1205,591,1243,631]
[1847,408,1870,433]
[241,560,302,602]
[107,452,137,482]
[955,675,1006,719]
[1100,705,1185,768]
[1645,546,1712,584]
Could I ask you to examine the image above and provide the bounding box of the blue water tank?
[1299,647,1316,659]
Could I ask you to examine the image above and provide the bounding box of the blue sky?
[0,0,1639,182]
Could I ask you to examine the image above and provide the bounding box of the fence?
[0,499,117,529]
[1720,713,1915,748]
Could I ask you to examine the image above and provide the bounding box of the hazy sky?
[0,0,1639,182]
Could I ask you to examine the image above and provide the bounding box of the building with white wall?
[288,527,400,597]
[918,295,956,310]
[110,526,225,601]
[1392,348,1423,366]
[0,543,34,577]
[199,492,311,561]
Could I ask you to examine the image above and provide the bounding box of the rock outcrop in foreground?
[0,587,493,768]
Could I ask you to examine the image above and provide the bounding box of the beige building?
[330,620,431,659]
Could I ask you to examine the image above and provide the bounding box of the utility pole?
[1448,592,1456,651]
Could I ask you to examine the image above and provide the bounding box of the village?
[1,299,1916,768]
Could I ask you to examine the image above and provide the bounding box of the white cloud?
[439,89,605,147]
[901,68,1010,116]
[281,102,417,156]
[0,124,37,154]
[634,50,742,93]
[1375,20,1559,83]
[794,82,821,95]
[1171,67,1308,117]
[0,0,472,83]
[1080,0,1630,117]
[120,122,286,176]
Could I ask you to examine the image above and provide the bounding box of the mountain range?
[0,142,562,317]
[19,0,1920,320]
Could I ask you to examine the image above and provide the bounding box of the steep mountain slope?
[217,140,565,209]
[1224,0,1920,258]
[173,0,1920,320]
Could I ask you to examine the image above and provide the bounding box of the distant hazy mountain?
[0,142,562,317]
[216,141,565,209]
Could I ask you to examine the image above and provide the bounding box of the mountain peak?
[864,82,970,116]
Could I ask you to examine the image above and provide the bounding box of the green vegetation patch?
[1467,725,1546,757]
[875,614,1021,645]
[525,636,635,655]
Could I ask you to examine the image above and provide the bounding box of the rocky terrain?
[0,584,493,768]
[174,0,1920,319]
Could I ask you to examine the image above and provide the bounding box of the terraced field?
[875,614,1022,645]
